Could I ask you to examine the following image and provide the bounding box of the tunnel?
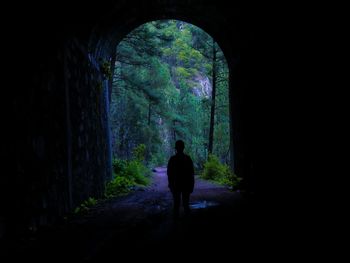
[1,0,311,254]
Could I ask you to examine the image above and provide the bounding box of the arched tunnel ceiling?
[88,0,244,65]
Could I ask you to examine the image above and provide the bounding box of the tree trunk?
[173,120,177,142]
[148,102,151,126]
[208,41,217,155]
[108,51,117,104]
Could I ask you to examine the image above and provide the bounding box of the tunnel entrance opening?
[108,20,232,198]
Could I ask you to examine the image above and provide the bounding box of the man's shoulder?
[170,153,192,161]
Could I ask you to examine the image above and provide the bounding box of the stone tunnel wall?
[65,39,112,209]
[2,36,113,236]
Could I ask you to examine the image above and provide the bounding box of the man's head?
[175,140,185,153]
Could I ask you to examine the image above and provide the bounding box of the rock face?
[192,74,212,98]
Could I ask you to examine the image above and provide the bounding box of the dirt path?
[7,168,247,261]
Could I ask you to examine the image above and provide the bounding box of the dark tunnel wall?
[1,0,294,237]
[2,36,113,235]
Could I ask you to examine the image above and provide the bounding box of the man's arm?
[188,157,195,193]
[167,157,174,191]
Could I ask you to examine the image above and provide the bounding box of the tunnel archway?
[87,5,240,171]
[87,4,241,174]
[4,0,260,238]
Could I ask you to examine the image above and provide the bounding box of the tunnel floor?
[4,168,269,261]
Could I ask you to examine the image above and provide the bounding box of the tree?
[110,20,230,168]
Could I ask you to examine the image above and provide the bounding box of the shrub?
[217,167,242,189]
[202,154,242,189]
[74,197,97,214]
[124,160,150,185]
[107,152,151,198]
[100,59,112,80]
[112,159,127,175]
[202,154,222,180]
[105,175,134,198]
[132,144,146,162]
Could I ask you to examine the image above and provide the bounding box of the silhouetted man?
[167,140,195,218]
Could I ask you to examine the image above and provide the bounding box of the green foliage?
[201,154,222,180]
[125,160,150,185]
[217,170,242,189]
[74,197,97,214]
[100,59,112,80]
[112,158,128,175]
[105,174,134,198]
[201,154,242,189]
[149,152,166,168]
[111,20,230,169]
[132,144,146,162]
[110,159,150,191]
[107,145,151,197]
[175,67,192,78]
